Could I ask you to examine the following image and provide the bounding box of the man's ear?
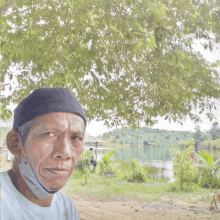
[6,130,23,156]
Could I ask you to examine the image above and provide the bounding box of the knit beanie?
[13,87,87,130]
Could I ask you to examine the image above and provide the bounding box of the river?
[85,146,174,180]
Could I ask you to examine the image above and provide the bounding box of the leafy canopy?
[1,0,220,129]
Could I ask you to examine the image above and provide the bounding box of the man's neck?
[7,167,53,207]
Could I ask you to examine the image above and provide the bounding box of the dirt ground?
[66,192,220,220]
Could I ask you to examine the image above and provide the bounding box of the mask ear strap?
[17,132,27,163]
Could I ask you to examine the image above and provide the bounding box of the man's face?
[21,112,85,190]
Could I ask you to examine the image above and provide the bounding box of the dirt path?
[65,192,220,220]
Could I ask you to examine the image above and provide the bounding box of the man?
[0,87,87,219]
[90,156,97,170]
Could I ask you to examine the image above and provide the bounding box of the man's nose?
[52,135,72,160]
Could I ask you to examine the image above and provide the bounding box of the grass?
[63,159,213,206]
[1,154,214,207]
[65,172,212,205]
[66,173,169,201]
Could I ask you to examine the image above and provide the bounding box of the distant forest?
[98,122,220,151]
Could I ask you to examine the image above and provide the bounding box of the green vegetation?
[1,0,220,129]
[99,149,116,173]
[67,173,168,202]
[65,159,214,205]
[71,144,220,209]
[196,151,220,209]
[128,158,147,183]
[170,139,198,192]
[75,150,93,185]
[100,126,212,150]
[196,151,220,189]
[69,158,167,200]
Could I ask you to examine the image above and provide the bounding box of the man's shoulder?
[54,191,79,219]
[0,171,9,184]
[54,191,75,208]
[0,171,8,176]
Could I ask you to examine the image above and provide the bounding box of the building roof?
[84,133,106,143]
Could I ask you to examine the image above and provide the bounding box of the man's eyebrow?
[40,127,61,132]
[72,131,85,136]
[40,128,85,135]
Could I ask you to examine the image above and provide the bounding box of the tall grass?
[64,159,211,203]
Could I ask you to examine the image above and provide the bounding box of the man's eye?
[44,132,55,137]
[72,136,82,141]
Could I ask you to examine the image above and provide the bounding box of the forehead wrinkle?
[38,122,84,135]
[29,113,85,135]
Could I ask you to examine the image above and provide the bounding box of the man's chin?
[40,175,68,191]
[46,181,67,191]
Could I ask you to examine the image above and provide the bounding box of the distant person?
[0,87,87,220]
[90,156,97,169]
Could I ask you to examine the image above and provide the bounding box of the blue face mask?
[17,134,58,200]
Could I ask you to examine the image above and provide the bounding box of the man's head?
[6,87,86,191]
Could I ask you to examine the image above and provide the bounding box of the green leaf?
[1,0,220,128]
[50,66,64,74]
[131,38,143,44]
[207,156,213,168]
[213,158,220,167]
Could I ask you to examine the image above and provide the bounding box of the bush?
[127,158,146,183]
[75,150,93,174]
[198,167,220,189]
[170,140,199,191]
[167,180,199,193]
[142,166,159,180]
[98,149,116,174]
[114,159,160,183]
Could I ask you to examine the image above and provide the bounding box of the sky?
[2,40,220,137]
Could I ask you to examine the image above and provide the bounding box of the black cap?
[13,87,87,130]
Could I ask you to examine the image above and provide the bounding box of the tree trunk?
[194,143,198,153]
[95,142,97,161]
[180,167,183,191]
[85,169,87,185]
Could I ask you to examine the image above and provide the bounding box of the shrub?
[99,149,116,174]
[75,150,93,185]
[142,166,159,180]
[127,158,146,183]
[170,139,199,191]
[75,150,92,172]
[195,151,220,189]
[167,180,199,193]
[196,166,220,189]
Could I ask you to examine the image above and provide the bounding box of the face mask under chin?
[17,134,58,200]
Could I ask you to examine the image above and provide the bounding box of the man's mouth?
[45,168,69,175]
[47,168,68,171]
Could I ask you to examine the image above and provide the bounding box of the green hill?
[99,127,212,149]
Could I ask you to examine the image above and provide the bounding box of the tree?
[210,122,220,140]
[143,141,150,147]
[170,139,197,191]
[1,0,220,129]
[193,125,203,152]
[143,140,151,153]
